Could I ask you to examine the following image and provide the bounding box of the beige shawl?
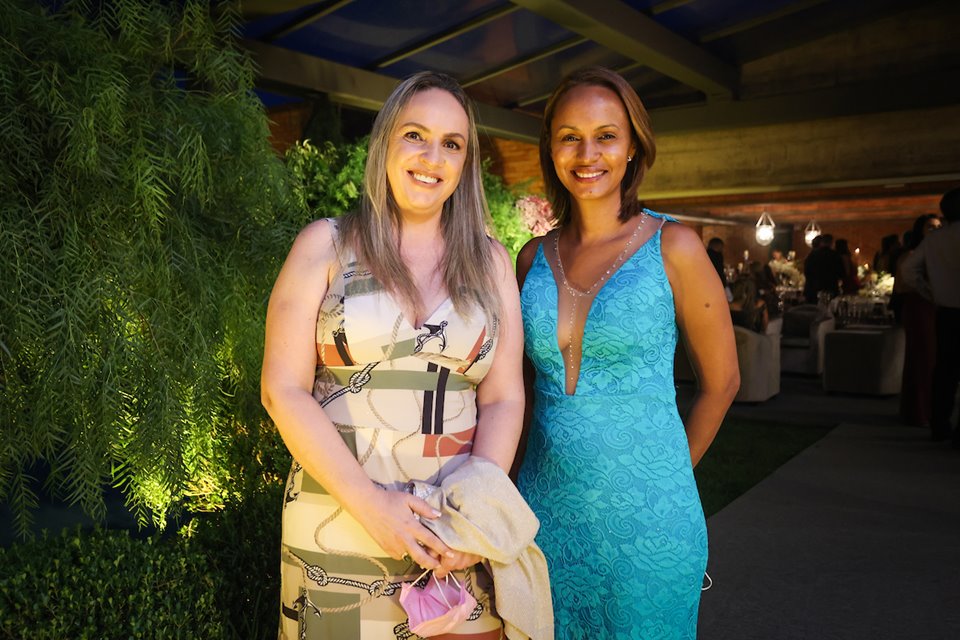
[410,456,554,640]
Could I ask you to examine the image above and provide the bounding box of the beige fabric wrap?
[409,456,554,640]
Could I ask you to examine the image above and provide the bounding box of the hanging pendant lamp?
[755,211,775,246]
[804,220,821,247]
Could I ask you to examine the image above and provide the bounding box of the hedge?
[0,528,226,639]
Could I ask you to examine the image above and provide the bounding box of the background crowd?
[705,191,959,448]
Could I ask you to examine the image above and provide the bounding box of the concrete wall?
[642,105,960,199]
[741,1,960,99]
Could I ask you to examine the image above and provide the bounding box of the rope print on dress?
[285,244,497,623]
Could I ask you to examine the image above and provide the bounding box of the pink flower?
[516,195,555,236]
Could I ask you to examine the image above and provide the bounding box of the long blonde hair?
[339,72,500,321]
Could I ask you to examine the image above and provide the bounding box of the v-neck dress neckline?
[542,214,667,396]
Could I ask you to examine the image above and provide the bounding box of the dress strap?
[324,217,347,267]
[323,217,353,293]
[642,208,677,224]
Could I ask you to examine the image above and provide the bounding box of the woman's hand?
[348,489,453,570]
[434,550,483,579]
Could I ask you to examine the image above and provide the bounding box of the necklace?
[554,211,647,296]
[554,211,647,391]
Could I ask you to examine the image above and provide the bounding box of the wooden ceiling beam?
[710,0,926,63]
[651,0,697,16]
[699,0,830,43]
[645,181,955,223]
[243,40,541,142]
[261,0,357,42]
[510,0,737,98]
[650,69,960,133]
[462,36,587,88]
[368,5,520,70]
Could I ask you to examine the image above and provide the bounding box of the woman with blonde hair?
[262,71,530,639]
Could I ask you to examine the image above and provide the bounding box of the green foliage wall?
[285,138,368,217]
[285,141,534,262]
[483,161,534,262]
[0,0,303,537]
[0,0,537,542]
[0,528,226,639]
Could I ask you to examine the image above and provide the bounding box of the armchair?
[674,318,781,403]
[822,326,905,395]
[733,317,782,402]
[780,304,835,375]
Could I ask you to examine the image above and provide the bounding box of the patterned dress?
[517,212,707,639]
[279,221,503,640]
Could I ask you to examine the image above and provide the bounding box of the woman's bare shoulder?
[518,232,552,266]
[275,218,341,290]
[660,220,704,256]
[292,217,339,256]
[516,233,549,283]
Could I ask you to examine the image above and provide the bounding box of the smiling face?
[386,88,469,220]
[549,84,636,212]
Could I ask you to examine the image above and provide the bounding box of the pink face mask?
[399,570,477,637]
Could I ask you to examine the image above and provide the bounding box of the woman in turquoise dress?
[515,67,739,638]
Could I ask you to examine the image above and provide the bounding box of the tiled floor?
[691,377,960,639]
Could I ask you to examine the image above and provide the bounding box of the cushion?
[782,305,827,337]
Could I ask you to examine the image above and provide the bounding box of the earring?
[627,155,633,162]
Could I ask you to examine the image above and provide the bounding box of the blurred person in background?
[901,189,960,446]
[803,234,843,304]
[896,212,947,433]
[835,239,859,295]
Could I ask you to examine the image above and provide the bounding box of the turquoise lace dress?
[517,212,707,639]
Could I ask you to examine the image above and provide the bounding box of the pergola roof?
[240,0,960,222]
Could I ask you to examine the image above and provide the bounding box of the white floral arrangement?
[874,273,895,296]
[859,272,894,297]
[769,259,801,287]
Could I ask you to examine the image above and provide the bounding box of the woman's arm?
[261,220,450,569]
[508,236,543,481]
[661,223,740,467]
[471,240,526,472]
[435,239,525,577]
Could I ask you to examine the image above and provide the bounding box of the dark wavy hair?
[909,214,940,249]
[539,66,656,226]
[940,187,960,222]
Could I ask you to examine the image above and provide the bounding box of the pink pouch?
[399,570,477,637]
